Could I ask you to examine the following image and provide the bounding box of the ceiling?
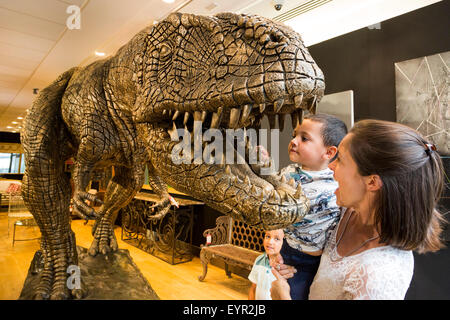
[0,0,441,133]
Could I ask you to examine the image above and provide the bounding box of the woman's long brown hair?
[348,120,446,253]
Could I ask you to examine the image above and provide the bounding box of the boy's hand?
[254,145,271,168]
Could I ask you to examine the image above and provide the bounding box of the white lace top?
[309,216,414,300]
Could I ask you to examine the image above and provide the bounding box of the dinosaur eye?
[159,44,172,61]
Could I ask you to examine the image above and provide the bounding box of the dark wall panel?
[309,0,450,122]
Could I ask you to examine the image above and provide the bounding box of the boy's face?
[263,229,284,256]
[288,119,329,171]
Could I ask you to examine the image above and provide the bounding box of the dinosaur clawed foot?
[72,191,103,222]
[31,243,85,300]
[146,194,179,221]
[89,220,118,256]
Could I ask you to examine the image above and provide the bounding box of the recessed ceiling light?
[12,121,18,124]
[162,0,175,3]
[17,117,23,120]
[95,51,105,56]
[12,131,17,133]
[7,126,13,129]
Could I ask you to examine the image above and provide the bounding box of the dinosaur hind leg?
[22,157,79,300]
[89,165,145,256]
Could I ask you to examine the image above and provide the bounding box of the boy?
[277,113,347,300]
[248,229,284,300]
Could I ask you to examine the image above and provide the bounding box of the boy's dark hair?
[304,113,348,148]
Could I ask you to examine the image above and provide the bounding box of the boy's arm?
[248,283,256,300]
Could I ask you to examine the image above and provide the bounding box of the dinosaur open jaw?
[144,93,318,202]
[165,93,318,135]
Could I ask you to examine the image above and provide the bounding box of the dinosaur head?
[134,12,324,123]
[134,12,325,229]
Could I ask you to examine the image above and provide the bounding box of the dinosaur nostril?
[269,33,278,42]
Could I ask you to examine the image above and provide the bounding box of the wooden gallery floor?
[0,209,250,300]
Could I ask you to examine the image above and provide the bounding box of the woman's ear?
[366,174,383,191]
[325,146,338,160]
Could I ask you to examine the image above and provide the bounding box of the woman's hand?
[269,254,297,280]
[271,267,292,300]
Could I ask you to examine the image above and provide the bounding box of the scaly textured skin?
[21,12,324,299]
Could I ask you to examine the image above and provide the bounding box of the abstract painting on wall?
[395,51,449,155]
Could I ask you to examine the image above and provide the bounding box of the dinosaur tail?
[21,67,77,156]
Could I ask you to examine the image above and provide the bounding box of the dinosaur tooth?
[294,94,303,109]
[280,175,287,184]
[172,110,180,121]
[219,153,225,167]
[278,114,285,131]
[183,112,190,125]
[241,104,252,124]
[309,96,317,114]
[245,175,251,186]
[230,107,241,129]
[217,106,223,117]
[270,190,281,202]
[274,99,284,113]
[210,107,223,129]
[168,122,179,140]
[261,188,267,200]
[225,165,231,175]
[201,111,208,122]
[211,113,220,129]
[296,109,303,125]
[194,111,202,121]
[259,103,266,113]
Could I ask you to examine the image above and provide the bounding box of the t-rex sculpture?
[21,12,324,299]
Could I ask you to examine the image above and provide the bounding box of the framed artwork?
[395,51,449,155]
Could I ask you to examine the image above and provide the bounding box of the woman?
[271,119,446,300]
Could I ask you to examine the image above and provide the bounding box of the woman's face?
[328,134,367,209]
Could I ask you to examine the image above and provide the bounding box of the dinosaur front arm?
[71,161,103,220]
